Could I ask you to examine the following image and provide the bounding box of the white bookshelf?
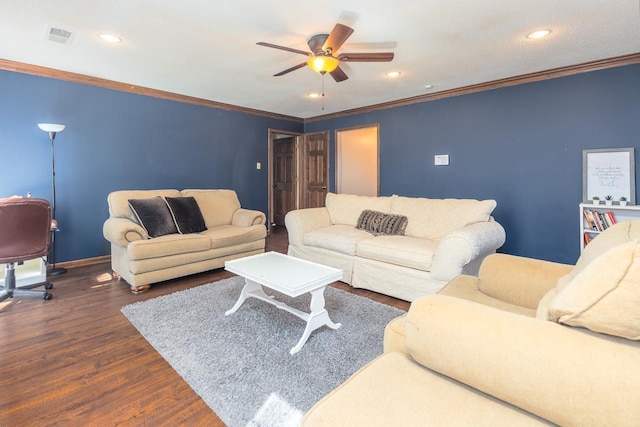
[580,203,640,252]
[0,257,47,288]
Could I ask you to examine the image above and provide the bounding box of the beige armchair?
[304,220,640,426]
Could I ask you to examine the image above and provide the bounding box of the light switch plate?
[434,154,449,166]
[256,162,261,170]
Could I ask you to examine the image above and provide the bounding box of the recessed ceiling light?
[385,71,401,78]
[98,33,121,43]
[308,92,321,98]
[527,29,551,39]
[425,84,433,90]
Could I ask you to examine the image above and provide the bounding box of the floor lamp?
[38,123,67,276]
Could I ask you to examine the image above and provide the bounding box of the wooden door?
[300,131,329,209]
[272,136,296,226]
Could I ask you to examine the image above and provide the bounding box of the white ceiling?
[2,0,640,119]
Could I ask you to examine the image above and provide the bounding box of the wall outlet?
[434,154,449,166]
[256,162,261,170]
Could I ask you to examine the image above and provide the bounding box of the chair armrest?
[102,217,147,247]
[231,208,266,227]
[477,253,573,310]
[430,221,506,282]
[284,208,331,247]
[406,295,640,427]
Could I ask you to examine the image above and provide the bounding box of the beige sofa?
[285,193,505,301]
[303,220,640,426]
[103,189,266,293]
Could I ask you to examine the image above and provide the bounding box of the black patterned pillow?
[165,196,207,234]
[356,210,408,236]
[128,196,178,238]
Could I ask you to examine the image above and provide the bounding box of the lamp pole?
[37,123,67,276]
[48,130,57,220]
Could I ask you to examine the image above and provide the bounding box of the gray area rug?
[121,276,404,427]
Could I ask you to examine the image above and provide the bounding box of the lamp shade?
[307,55,340,74]
[38,123,65,132]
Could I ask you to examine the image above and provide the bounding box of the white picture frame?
[583,148,636,204]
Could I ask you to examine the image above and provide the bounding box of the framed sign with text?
[583,148,635,204]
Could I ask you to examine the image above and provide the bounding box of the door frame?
[268,128,302,228]
[335,123,380,196]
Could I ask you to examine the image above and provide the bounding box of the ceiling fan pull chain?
[322,74,326,111]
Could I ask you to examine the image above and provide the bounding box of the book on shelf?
[583,209,617,232]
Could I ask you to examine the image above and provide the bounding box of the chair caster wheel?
[45,282,53,290]
[44,293,52,300]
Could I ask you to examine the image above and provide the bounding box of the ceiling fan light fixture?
[307,55,339,74]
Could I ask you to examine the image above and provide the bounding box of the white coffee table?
[224,251,343,355]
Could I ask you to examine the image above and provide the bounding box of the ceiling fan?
[257,23,394,82]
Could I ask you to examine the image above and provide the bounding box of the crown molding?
[304,52,640,123]
[0,58,304,123]
[2,53,639,125]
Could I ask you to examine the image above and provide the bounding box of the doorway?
[335,124,380,196]
[268,129,330,227]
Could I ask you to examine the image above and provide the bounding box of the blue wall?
[0,70,302,262]
[306,63,640,264]
[2,63,639,265]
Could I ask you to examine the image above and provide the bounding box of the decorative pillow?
[547,240,640,340]
[356,209,408,236]
[128,197,178,238]
[165,196,207,234]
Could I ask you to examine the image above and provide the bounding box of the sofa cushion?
[325,193,392,226]
[356,235,438,271]
[391,195,496,239]
[127,232,212,260]
[356,210,408,236]
[128,196,178,238]
[202,224,267,249]
[165,196,207,234]
[558,220,640,287]
[547,240,640,340]
[304,224,374,256]
[108,189,181,220]
[181,189,241,227]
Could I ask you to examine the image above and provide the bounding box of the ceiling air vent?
[44,26,75,44]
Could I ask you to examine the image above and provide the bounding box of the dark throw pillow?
[356,209,408,236]
[165,196,207,234]
[128,196,178,238]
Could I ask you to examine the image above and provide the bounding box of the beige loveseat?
[103,189,266,293]
[285,193,506,301]
[303,220,640,426]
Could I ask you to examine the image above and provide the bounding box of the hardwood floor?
[0,227,409,426]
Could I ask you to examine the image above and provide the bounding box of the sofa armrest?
[231,208,266,227]
[430,221,506,282]
[103,217,147,247]
[477,253,573,310]
[284,208,331,247]
[406,295,640,427]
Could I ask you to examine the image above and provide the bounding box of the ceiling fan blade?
[257,42,310,56]
[274,62,308,77]
[329,66,349,83]
[338,52,395,62]
[323,23,354,53]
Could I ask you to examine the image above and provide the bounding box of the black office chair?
[0,198,54,301]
